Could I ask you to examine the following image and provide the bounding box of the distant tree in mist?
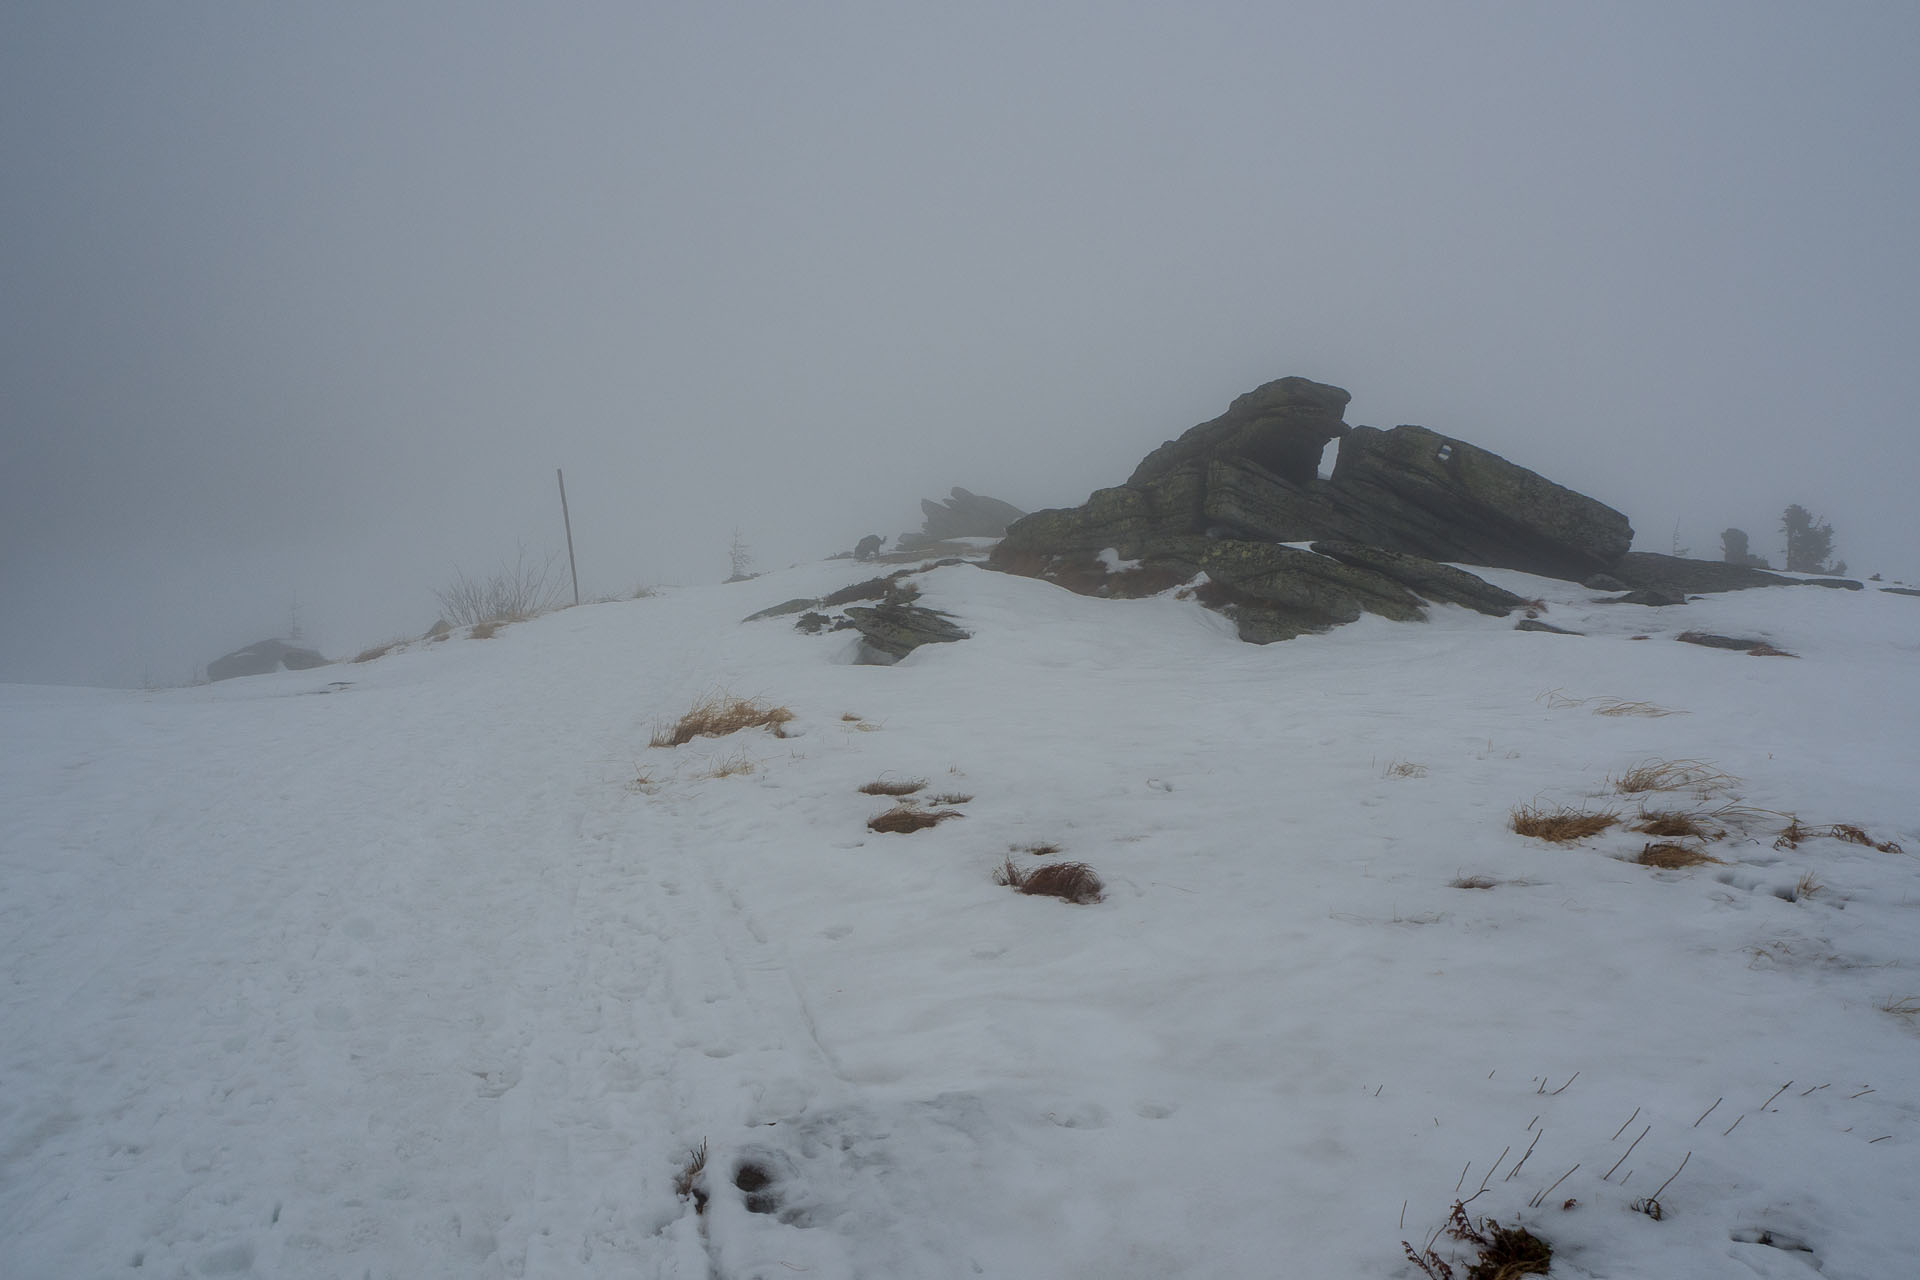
[1720,528,1770,569]
[1780,505,1842,574]
[726,529,756,582]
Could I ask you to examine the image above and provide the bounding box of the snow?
[4,555,1918,1278]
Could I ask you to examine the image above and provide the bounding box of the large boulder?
[989,375,1634,642]
[905,487,1026,547]
[207,638,329,682]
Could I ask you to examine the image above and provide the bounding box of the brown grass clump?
[857,777,926,797]
[1880,995,1920,1023]
[1387,760,1430,778]
[867,805,962,834]
[1775,819,1903,854]
[1510,803,1618,843]
[996,857,1104,904]
[1010,841,1062,857]
[1745,642,1797,658]
[1406,1202,1551,1280]
[353,641,399,664]
[1631,809,1722,840]
[840,712,863,722]
[673,1139,709,1213]
[1610,758,1736,795]
[1450,875,1499,890]
[702,751,755,779]
[651,693,795,747]
[1637,841,1723,868]
[471,620,503,639]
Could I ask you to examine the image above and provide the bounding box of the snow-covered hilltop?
[3,555,1917,1278]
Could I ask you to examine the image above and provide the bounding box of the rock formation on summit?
[207,638,330,682]
[990,375,1637,642]
[898,487,1026,551]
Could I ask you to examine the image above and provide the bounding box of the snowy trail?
[6,559,1920,1277]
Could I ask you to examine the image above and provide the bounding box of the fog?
[4,2,1917,687]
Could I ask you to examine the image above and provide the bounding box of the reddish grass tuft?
[996,857,1104,904]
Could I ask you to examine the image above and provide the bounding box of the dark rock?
[914,488,1026,542]
[853,534,884,561]
[1309,541,1525,616]
[844,601,969,664]
[207,638,329,682]
[1675,631,1797,657]
[1882,586,1920,598]
[1182,539,1426,643]
[1607,552,1789,596]
[821,577,895,607]
[793,611,833,634]
[1129,376,1350,487]
[743,597,821,623]
[1515,619,1582,635]
[1583,573,1629,592]
[1592,589,1688,607]
[993,377,1634,590]
[1797,576,1863,590]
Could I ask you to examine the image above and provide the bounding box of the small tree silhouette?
[1780,505,1838,573]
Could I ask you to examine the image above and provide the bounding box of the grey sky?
[4,1,1917,686]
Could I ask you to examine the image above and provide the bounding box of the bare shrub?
[1510,804,1618,842]
[1611,758,1736,795]
[867,805,962,834]
[1881,995,1920,1023]
[996,857,1104,904]
[1637,841,1723,868]
[435,548,566,626]
[651,693,794,747]
[1405,1201,1551,1280]
[858,777,927,797]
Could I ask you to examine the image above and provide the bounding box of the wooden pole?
[557,468,580,606]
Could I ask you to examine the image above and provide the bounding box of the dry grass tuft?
[470,620,503,640]
[1631,809,1723,840]
[673,1139,709,1213]
[1776,819,1904,854]
[867,805,962,834]
[996,857,1105,904]
[924,792,973,805]
[840,711,864,721]
[1511,803,1618,843]
[702,751,756,779]
[1637,841,1723,868]
[1387,760,1430,778]
[1450,875,1499,890]
[1406,1202,1552,1280]
[1794,870,1823,899]
[857,777,926,797]
[651,693,795,747]
[1745,642,1798,658]
[1594,699,1684,717]
[1611,758,1736,795]
[1880,995,1920,1023]
[1010,841,1062,857]
[353,641,400,664]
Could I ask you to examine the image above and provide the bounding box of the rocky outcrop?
[207,638,329,682]
[989,375,1633,642]
[901,487,1026,548]
[844,600,970,665]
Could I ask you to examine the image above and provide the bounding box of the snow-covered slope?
[4,558,1917,1278]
